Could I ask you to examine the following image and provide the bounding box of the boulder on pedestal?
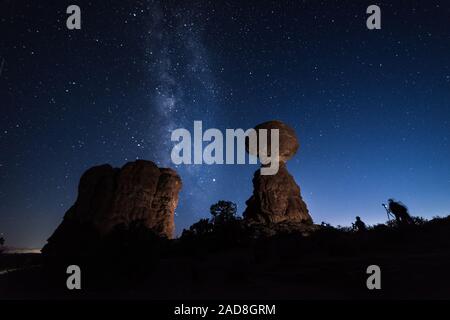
[243,120,313,225]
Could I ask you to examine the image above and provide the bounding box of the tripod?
[382,203,395,221]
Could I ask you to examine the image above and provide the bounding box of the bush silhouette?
[180,200,247,252]
[184,218,213,237]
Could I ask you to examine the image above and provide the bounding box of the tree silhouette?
[181,201,243,244]
[210,201,238,225]
[188,218,213,236]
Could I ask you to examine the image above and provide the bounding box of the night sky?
[1,1,450,248]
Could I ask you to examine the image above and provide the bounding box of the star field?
[1,0,450,248]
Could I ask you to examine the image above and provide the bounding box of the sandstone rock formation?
[42,160,181,256]
[243,120,312,224]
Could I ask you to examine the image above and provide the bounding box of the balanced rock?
[42,160,181,256]
[243,120,312,224]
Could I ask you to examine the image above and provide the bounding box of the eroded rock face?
[43,160,181,256]
[243,163,312,224]
[101,161,181,237]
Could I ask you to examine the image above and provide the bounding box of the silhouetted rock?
[244,120,312,225]
[243,163,312,224]
[42,160,181,257]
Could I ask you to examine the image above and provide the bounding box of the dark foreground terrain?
[1,216,450,300]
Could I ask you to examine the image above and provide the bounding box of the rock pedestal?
[243,163,312,224]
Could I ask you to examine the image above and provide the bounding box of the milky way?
[145,2,217,165]
[143,2,224,224]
